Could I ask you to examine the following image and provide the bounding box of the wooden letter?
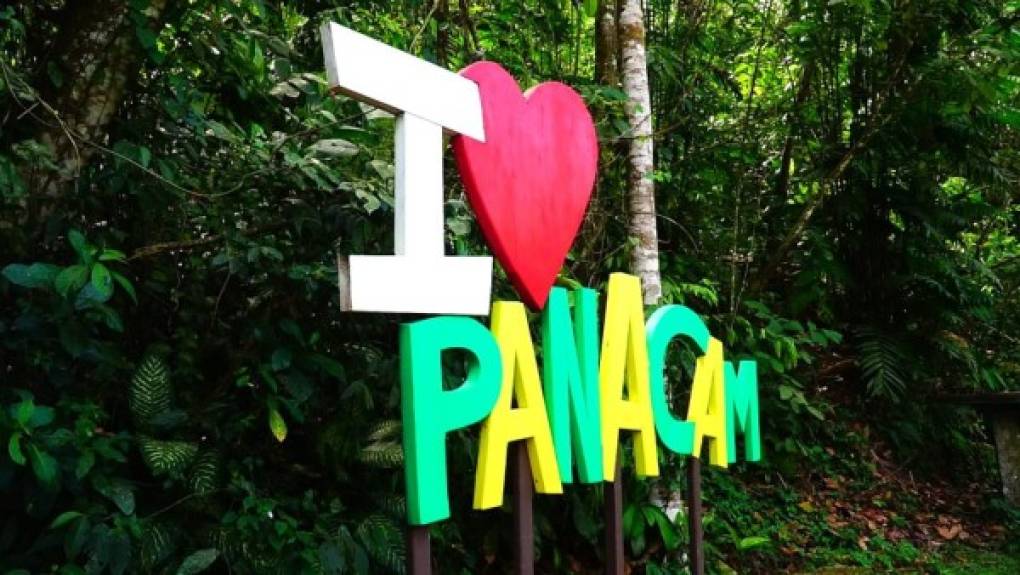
[474,302,563,510]
[645,305,710,456]
[599,273,659,480]
[686,338,728,467]
[401,317,502,525]
[725,360,761,463]
[542,287,603,483]
[321,22,493,315]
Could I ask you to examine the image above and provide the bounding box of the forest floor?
[773,433,1018,573]
[706,413,1020,574]
[804,546,1020,574]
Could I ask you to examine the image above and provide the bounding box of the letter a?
[474,302,563,510]
[687,338,728,467]
[599,273,659,480]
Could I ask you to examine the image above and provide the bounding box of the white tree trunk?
[619,0,661,304]
[29,0,168,199]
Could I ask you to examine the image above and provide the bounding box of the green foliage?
[130,355,173,426]
[855,328,908,402]
[0,0,1016,573]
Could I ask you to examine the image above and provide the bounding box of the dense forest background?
[1,0,1018,573]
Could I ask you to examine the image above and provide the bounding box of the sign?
[321,22,761,529]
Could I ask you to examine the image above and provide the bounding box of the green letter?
[645,305,709,456]
[401,316,502,525]
[541,287,603,483]
[725,360,761,463]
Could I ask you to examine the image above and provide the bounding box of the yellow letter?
[687,337,728,467]
[599,273,659,480]
[474,302,563,510]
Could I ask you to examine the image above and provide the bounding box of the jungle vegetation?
[1,0,1018,573]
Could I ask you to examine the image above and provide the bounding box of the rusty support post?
[686,457,704,575]
[513,442,535,575]
[605,457,624,575]
[407,525,430,575]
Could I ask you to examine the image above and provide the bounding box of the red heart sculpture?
[453,62,598,310]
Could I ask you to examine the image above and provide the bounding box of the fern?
[139,436,199,478]
[855,328,907,401]
[139,523,177,572]
[358,442,404,469]
[130,355,173,425]
[356,514,405,574]
[188,450,220,494]
[359,420,403,468]
[367,419,401,442]
[374,494,407,519]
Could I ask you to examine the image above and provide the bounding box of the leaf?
[8,432,26,465]
[28,405,54,428]
[93,477,136,515]
[68,230,88,260]
[2,263,60,289]
[13,396,34,425]
[188,451,219,494]
[130,355,173,425]
[176,549,219,575]
[75,282,113,309]
[111,271,137,304]
[355,514,405,573]
[27,443,58,485]
[268,406,287,443]
[937,523,962,540]
[737,535,770,551]
[65,516,91,559]
[99,249,127,262]
[55,265,89,297]
[140,524,176,572]
[270,80,300,98]
[309,138,358,157]
[138,146,152,168]
[91,263,113,298]
[138,437,198,478]
[358,443,403,468]
[50,511,83,529]
[76,450,95,479]
[271,348,292,371]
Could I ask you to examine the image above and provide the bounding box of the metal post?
[604,457,624,575]
[407,525,431,575]
[686,457,704,575]
[512,442,535,575]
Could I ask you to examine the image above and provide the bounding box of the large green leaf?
[2,263,60,289]
[54,264,89,297]
[27,444,58,485]
[93,477,136,515]
[130,355,173,425]
[138,437,198,478]
[176,549,219,575]
[90,262,113,299]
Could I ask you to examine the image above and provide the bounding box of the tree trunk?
[772,62,814,200]
[27,0,168,200]
[595,0,619,86]
[619,0,661,304]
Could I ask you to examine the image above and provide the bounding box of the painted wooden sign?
[452,63,598,310]
[320,22,762,537]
